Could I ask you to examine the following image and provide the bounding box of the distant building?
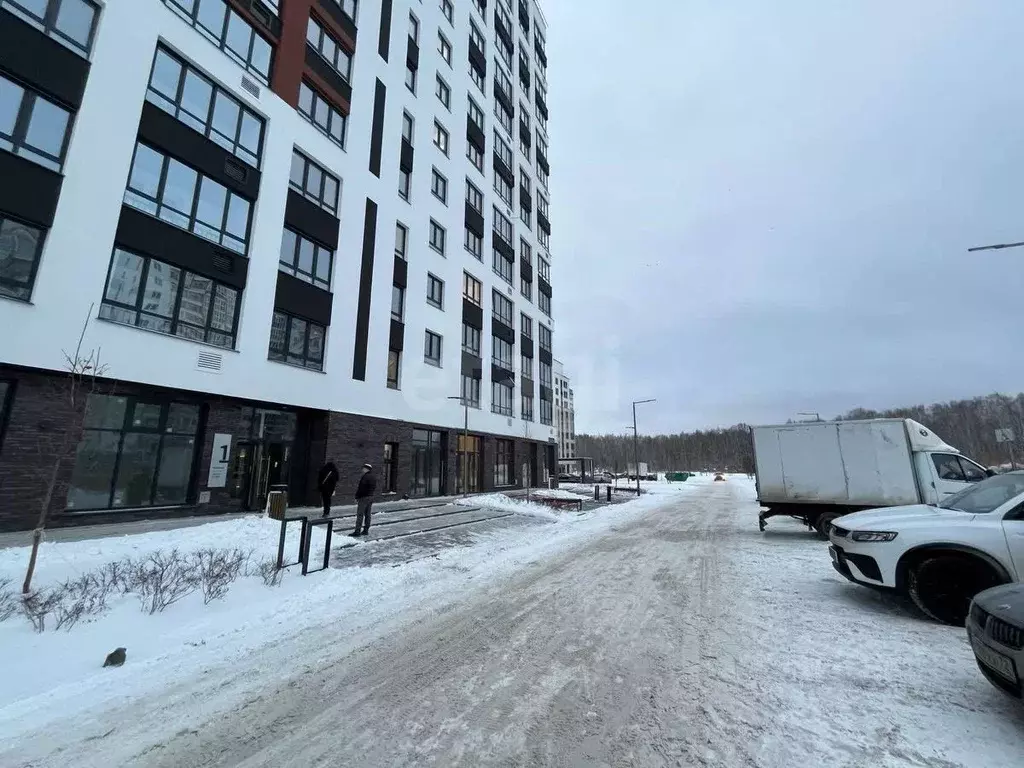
[553,360,575,459]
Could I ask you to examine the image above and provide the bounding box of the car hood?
[835,504,967,530]
[974,583,1024,623]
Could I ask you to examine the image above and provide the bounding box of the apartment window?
[289,150,340,214]
[306,16,353,82]
[494,437,514,484]
[540,398,552,425]
[494,99,513,135]
[497,39,512,70]
[494,172,512,206]
[493,249,512,284]
[492,290,513,326]
[66,394,200,511]
[98,247,239,348]
[537,130,548,159]
[519,107,531,158]
[539,257,550,282]
[539,323,552,351]
[387,350,401,389]
[440,0,453,23]
[298,81,346,148]
[405,64,417,93]
[424,330,442,366]
[520,168,531,198]
[539,290,550,317]
[520,199,531,229]
[469,63,485,94]
[495,3,512,39]
[402,111,414,144]
[427,273,444,309]
[3,0,99,57]
[0,73,72,172]
[438,32,452,65]
[493,207,513,245]
[471,0,485,18]
[429,219,446,255]
[470,20,485,52]
[433,120,450,155]
[435,75,451,109]
[538,227,549,249]
[520,311,533,338]
[391,284,405,321]
[383,442,398,492]
[521,393,534,421]
[395,222,409,259]
[462,322,480,355]
[164,0,273,85]
[431,167,448,204]
[408,12,419,43]
[494,130,513,168]
[466,141,483,173]
[491,383,513,416]
[538,160,548,190]
[463,271,482,305]
[398,168,411,200]
[325,0,357,21]
[268,310,326,371]
[279,229,333,291]
[495,63,513,103]
[464,227,482,259]
[0,216,44,302]
[466,179,484,213]
[124,142,252,254]
[468,96,485,130]
[520,238,532,300]
[520,354,533,379]
[520,273,532,301]
[461,375,481,408]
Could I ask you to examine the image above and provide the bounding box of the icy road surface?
[5,479,1022,767]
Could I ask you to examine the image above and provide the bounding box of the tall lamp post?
[632,398,656,496]
[447,395,469,496]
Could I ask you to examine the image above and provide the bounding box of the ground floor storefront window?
[383,442,398,492]
[456,434,481,494]
[494,439,515,487]
[410,429,445,497]
[67,394,200,510]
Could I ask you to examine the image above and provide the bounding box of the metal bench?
[535,497,584,512]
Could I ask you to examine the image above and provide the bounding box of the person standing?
[353,463,377,536]
[317,461,338,517]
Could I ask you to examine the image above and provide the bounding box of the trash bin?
[267,484,289,520]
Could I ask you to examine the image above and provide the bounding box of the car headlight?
[850,530,898,542]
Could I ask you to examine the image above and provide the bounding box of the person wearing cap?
[352,463,378,536]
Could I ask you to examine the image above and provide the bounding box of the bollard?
[594,485,600,501]
[606,485,612,501]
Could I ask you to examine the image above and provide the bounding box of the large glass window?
[539,290,550,317]
[298,81,347,148]
[492,336,512,370]
[455,433,481,493]
[279,228,333,290]
[424,330,442,366]
[468,97,485,131]
[465,228,482,259]
[461,374,480,408]
[146,46,265,168]
[391,284,404,321]
[492,290,513,325]
[306,16,353,82]
[466,179,484,214]
[540,359,552,387]
[67,395,200,510]
[429,219,446,255]
[268,310,326,371]
[395,222,409,259]
[289,149,340,215]
[2,0,98,57]
[164,0,273,85]
[521,393,534,421]
[467,140,484,173]
[493,249,512,284]
[387,349,401,389]
[540,397,552,425]
[520,311,533,338]
[0,216,45,302]
[494,438,514,485]
[494,130,513,169]
[427,273,444,309]
[124,142,253,254]
[493,207,513,244]
[463,271,482,305]
[99,248,239,349]
[462,323,480,355]
[539,323,551,351]
[0,73,72,172]
[521,354,533,379]
[410,429,445,497]
[324,0,357,20]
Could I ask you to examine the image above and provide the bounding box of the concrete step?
[330,507,516,549]
[325,503,482,530]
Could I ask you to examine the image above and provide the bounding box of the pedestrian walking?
[352,463,377,536]
[318,461,338,517]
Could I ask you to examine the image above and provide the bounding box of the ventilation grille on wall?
[240,75,261,99]
[196,350,223,373]
[224,156,249,183]
[211,251,234,273]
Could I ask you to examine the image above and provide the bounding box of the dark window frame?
[279,228,334,291]
[462,322,480,355]
[492,335,513,370]
[298,80,347,149]
[289,148,340,215]
[466,139,484,173]
[520,311,532,338]
[268,310,327,371]
[2,0,100,58]
[435,74,451,109]
[539,323,552,351]
[306,14,354,83]
[395,221,409,258]
[493,437,515,485]
[163,0,274,85]
[0,215,46,303]
[429,219,446,255]
[463,271,482,305]
[461,374,481,408]
[521,392,534,421]
[464,226,483,259]
[387,349,401,389]
[0,72,73,172]
[539,290,550,317]
[493,249,512,284]
[427,272,444,309]
[466,179,484,213]
[492,290,513,325]
[424,329,443,366]
[431,167,449,204]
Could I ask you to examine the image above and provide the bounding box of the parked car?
[967,583,1023,699]
[828,472,1024,625]
[753,418,990,537]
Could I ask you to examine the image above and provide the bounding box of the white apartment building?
[0,0,557,530]
[553,359,574,459]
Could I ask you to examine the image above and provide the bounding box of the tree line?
[576,393,1024,473]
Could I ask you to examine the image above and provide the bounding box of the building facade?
[0,0,557,530]
[553,359,574,459]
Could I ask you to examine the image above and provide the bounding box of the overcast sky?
[543,0,1024,435]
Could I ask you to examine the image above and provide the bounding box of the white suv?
[829,472,1024,625]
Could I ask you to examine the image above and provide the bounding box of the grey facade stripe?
[378,0,393,61]
[351,198,378,381]
[369,79,387,177]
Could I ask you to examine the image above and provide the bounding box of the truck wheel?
[814,512,841,539]
[907,555,1002,625]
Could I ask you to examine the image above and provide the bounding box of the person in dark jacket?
[317,461,338,517]
[352,463,377,536]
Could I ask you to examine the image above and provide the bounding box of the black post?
[632,401,641,496]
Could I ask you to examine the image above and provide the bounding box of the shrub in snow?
[99,558,137,596]
[0,578,17,622]
[53,572,113,631]
[21,589,63,633]
[254,558,283,587]
[191,548,251,604]
[129,549,200,615]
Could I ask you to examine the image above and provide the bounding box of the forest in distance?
[576,393,1024,474]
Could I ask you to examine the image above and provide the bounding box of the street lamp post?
[447,395,469,496]
[632,398,656,496]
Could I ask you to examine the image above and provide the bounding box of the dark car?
[967,583,1024,699]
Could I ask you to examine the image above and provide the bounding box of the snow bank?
[455,493,562,520]
[527,488,591,500]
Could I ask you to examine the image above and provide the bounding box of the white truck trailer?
[752,419,992,536]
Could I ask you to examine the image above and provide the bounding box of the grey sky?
[544,0,1024,435]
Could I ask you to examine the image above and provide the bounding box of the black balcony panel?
[492,234,514,261]
[0,151,62,228]
[400,138,414,172]
[389,319,405,351]
[463,298,484,329]
[393,254,408,288]
[469,40,487,77]
[539,347,553,365]
[540,384,552,401]
[538,211,551,234]
[0,8,89,109]
[305,46,353,104]
[467,118,486,152]
[519,187,532,211]
[406,37,420,70]
[539,277,551,297]
[465,203,485,237]
[536,92,549,120]
[492,365,515,385]
[462,351,483,378]
[285,189,339,249]
[494,82,513,115]
[492,317,515,344]
[319,0,358,41]
[275,272,333,327]
[520,258,533,282]
[537,148,550,174]
[521,376,534,396]
[493,153,514,185]
[521,335,534,358]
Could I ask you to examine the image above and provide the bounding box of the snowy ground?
[1,478,1022,766]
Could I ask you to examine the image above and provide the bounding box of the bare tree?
[22,308,109,594]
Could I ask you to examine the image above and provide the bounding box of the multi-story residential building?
[553,359,574,459]
[0,0,556,530]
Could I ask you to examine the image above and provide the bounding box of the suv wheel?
[907,554,1002,625]
[814,512,841,539]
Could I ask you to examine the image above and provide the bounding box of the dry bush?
[129,549,199,615]
[21,589,63,633]
[0,578,17,622]
[254,559,283,587]
[191,548,250,604]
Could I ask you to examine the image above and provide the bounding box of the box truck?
[752,419,992,537]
